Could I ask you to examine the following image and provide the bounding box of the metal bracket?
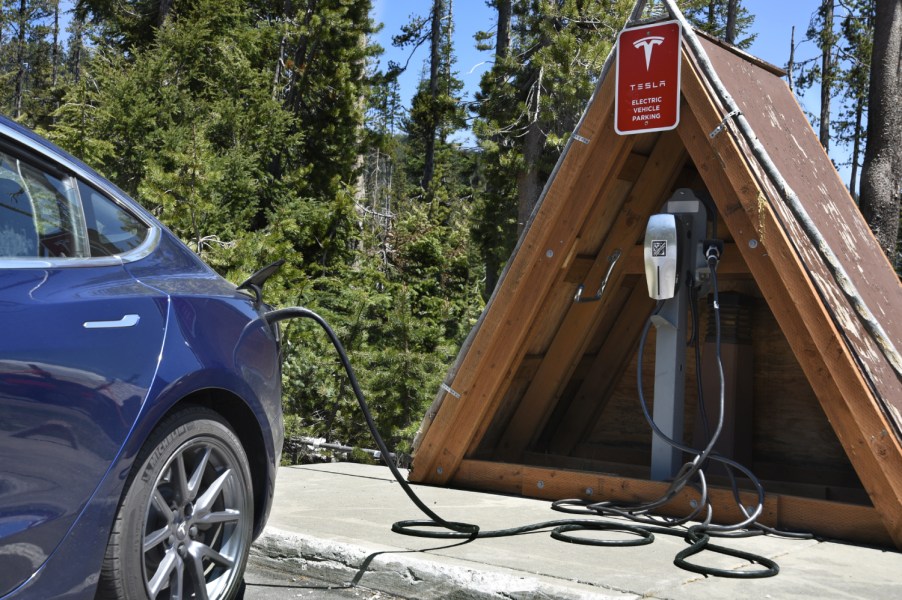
[572,133,591,145]
[440,383,461,399]
[709,110,742,138]
[573,249,622,303]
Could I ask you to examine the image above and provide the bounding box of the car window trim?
[0,127,161,268]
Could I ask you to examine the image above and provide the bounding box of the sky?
[369,0,849,180]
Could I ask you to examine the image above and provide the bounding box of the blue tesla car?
[0,116,284,600]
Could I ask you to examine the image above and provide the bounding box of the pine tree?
[0,0,57,123]
[471,0,632,296]
[835,0,874,197]
[684,0,756,49]
[273,0,377,216]
[393,0,466,198]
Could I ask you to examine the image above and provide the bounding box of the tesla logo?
[616,21,681,135]
[633,36,665,70]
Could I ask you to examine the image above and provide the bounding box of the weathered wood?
[618,152,649,183]
[700,38,902,357]
[749,300,856,477]
[411,72,634,485]
[494,131,688,461]
[412,28,902,552]
[548,281,654,455]
[453,459,893,547]
[471,357,542,458]
[531,283,638,450]
[678,50,902,548]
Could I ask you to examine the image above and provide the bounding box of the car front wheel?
[99,407,253,600]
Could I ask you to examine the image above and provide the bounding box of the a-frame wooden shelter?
[410,5,902,549]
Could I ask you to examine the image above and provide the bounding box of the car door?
[0,147,167,596]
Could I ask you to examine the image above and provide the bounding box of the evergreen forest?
[3,0,898,458]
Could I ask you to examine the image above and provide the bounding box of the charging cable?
[261,248,806,577]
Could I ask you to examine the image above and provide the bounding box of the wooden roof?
[410,21,902,549]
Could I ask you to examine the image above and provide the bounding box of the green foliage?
[0,0,62,124]
[683,0,757,49]
[11,0,888,461]
[792,0,875,193]
[470,0,632,297]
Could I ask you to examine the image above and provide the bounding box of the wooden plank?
[493,131,688,461]
[470,358,542,459]
[618,151,649,183]
[548,282,654,455]
[677,51,902,548]
[573,179,633,256]
[453,459,893,547]
[411,72,634,485]
[700,38,902,364]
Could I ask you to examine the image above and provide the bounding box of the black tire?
[98,407,254,600]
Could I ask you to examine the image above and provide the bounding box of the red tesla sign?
[615,20,682,135]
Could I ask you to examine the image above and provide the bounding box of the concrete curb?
[251,527,637,600]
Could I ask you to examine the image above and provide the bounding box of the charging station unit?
[642,190,711,481]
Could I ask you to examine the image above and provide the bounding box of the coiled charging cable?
[261,249,807,577]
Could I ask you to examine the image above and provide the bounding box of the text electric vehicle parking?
[0,115,284,600]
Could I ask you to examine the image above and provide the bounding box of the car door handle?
[83,314,141,329]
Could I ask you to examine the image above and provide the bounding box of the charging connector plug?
[704,239,724,265]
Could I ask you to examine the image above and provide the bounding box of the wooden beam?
[617,152,648,183]
[677,51,902,548]
[548,281,655,455]
[453,459,893,547]
[411,72,635,486]
[493,131,688,461]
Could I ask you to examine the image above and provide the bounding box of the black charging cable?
[264,307,479,537]
[261,248,805,577]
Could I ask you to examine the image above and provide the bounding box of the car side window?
[0,151,86,258]
[79,181,149,257]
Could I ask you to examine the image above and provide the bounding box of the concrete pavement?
[251,463,902,599]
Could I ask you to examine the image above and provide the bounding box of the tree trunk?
[517,121,545,233]
[422,0,445,190]
[51,0,59,88]
[850,95,864,199]
[818,0,834,152]
[496,0,511,59]
[483,0,512,298]
[158,0,173,25]
[353,27,367,206]
[72,16,83,85]
[859,0,902,266]
[788,26,796,93]
[517,67,546,234]
[14,0,27,119]
[725,0,738,43]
